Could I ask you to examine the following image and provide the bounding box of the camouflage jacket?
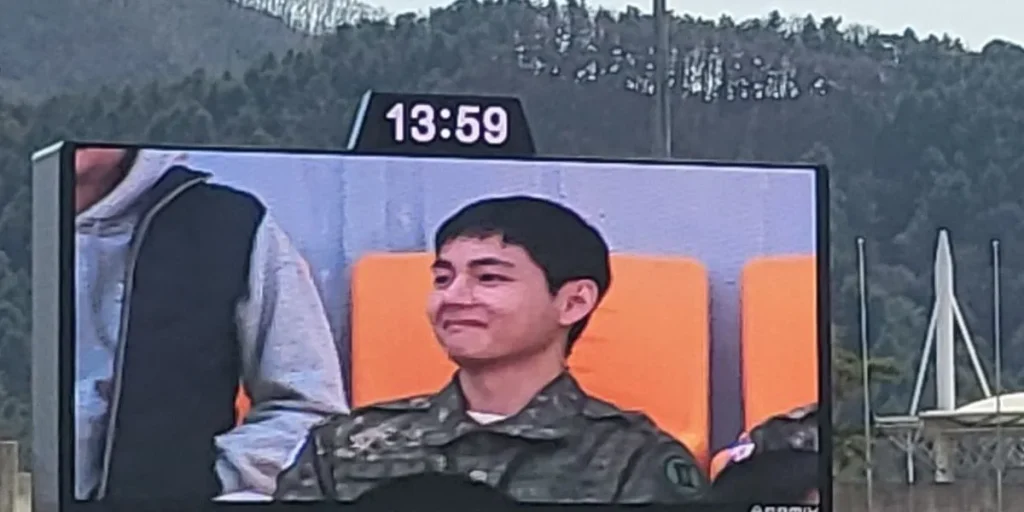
[723,403,819,468]
[274,372,708,504]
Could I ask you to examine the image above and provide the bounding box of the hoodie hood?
[75,150,189,228]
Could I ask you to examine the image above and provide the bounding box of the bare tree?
[231,0,387,34]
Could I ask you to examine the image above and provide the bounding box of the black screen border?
[33,140,831,512]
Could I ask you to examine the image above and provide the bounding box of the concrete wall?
[834,482,1021,512]
[172,150,818,449]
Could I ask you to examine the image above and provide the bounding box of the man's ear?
[555,279,600,328]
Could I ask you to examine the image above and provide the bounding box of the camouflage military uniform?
[274,372,708,504]
[725,403,819,466]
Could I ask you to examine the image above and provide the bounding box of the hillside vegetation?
[232,0,387,34]
[2,0,1024,476]
[0,0,318,101]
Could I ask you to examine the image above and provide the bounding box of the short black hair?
[433,195,612,354]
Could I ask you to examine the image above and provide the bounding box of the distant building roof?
[954,393,1024,414]
[916,392,1024,429]
[874,393,1024,432]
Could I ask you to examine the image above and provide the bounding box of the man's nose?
[442,276,475,304]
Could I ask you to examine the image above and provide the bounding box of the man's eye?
[433,275,451,286]
[479,274,509,282]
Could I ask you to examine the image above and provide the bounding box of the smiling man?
[274,195,708,504]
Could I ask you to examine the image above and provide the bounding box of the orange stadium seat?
[738,255,818,431]
[349,252,713,469]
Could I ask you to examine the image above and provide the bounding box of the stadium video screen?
[31,140,828,511]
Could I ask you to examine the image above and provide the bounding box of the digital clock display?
[384,103,510,146]
[346,91,536,157]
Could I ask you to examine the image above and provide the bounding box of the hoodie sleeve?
[213,212,349,497]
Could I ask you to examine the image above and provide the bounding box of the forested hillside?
[0,0,319,101]
[2,0,1024,475]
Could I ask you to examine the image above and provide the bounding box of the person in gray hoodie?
[73,146,348,502]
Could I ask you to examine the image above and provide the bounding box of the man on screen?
[73,147,348,501]
[274,195,709,504]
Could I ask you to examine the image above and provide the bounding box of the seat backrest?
[350,252,712,468]
[739,255,818,431]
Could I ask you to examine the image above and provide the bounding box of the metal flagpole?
[652,0,671,157]
[856,237,874,512]
[992,239,1004,512]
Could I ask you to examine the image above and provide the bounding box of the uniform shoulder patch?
[664,456,702,491]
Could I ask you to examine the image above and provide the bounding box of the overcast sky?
[375,0,1022,51]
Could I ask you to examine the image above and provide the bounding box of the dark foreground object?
[355,473,516,511]
[706,451,819,506]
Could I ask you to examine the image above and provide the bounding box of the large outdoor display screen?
[31,139,829,512]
